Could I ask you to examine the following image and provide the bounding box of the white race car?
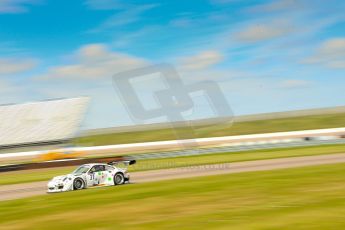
[47,160,135,193]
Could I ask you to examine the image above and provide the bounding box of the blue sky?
[0,0,345,129]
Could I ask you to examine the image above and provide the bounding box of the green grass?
[0,166,76,186]
[1,144,345,186]
[75,113,345,146]
[1,163,345,229]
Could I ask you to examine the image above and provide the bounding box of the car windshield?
[73,165,90,174]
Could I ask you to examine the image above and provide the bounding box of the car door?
[97,165,107,185]
[87,165,105,186]
[86,166,96,187]
[104,165,115,185]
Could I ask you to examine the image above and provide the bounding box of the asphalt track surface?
[1,153,345,201]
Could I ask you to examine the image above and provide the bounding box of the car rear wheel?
[73,178,84,190]
[114,173,125,185]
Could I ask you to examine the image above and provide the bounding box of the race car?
[47,160,136,193]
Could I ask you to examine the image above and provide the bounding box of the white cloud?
[111,26,159,48]
[303,38,345,69]
[235,21,295,43]
[37,43,149,80]
[0,78,25,102]
[279,79,311,89]
[0,58,37,75]
[103,4,156,28]
[178,50,224,71]
[0,79,11,91]
[170,18,193,28]
[86,1,158,32]
[250,0,304,13]
[0,0,39,14]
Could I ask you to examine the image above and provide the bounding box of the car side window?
[89,167,95,173]
[98,165,105,171]
[89,165,105,173]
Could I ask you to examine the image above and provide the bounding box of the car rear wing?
[107,159,136,168]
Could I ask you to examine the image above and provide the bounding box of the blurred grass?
[0,166,76,186]
[75,113,345,146]
[1,163,345,229]
[1,144,345,186]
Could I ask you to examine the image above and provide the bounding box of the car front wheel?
[114,173,125,185]
[73,178,84,190]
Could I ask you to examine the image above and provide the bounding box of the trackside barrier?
[0,127,344,162]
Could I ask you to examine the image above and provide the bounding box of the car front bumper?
[47,181,72,193]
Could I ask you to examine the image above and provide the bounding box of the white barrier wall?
[0,97,89,147]
[0,127,344,160]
